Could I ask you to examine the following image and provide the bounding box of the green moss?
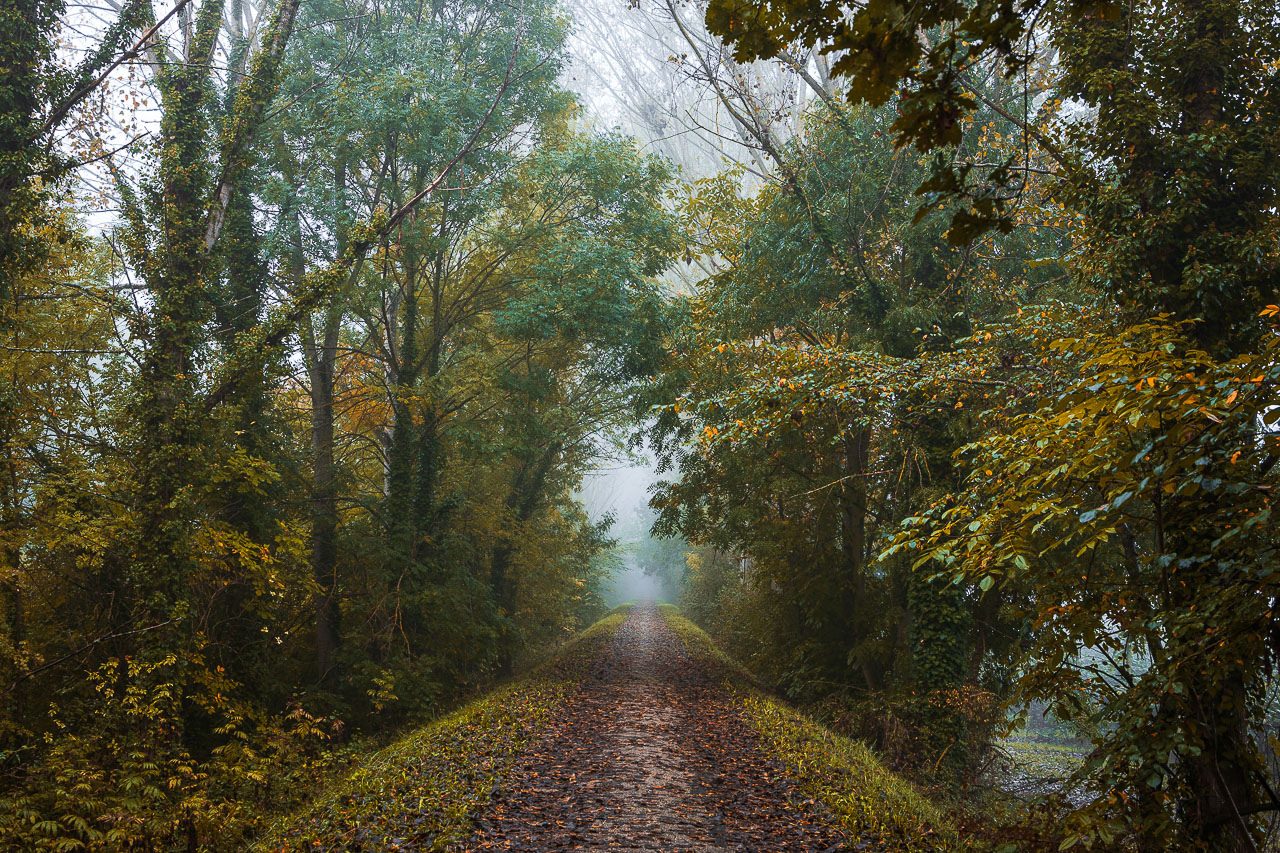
[660,605,964,852]
[253,608,629,852]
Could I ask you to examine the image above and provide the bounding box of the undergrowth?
[659,604,964,852]
[253,607,629,852]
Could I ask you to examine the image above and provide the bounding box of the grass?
[999,732,1088,804]
[252,607,629,852]
[659,604,964,853]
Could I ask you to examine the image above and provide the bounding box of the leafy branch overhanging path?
[470,604,848,851]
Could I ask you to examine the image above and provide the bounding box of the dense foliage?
[649,94,1065,787]
[2,0,1278,849]
[0,0,676,848]
[653,0,1280,850]
[256,607,631,851]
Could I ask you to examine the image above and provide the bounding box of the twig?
[7,619,178,691]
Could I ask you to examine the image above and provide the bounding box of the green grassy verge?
[659,604,963,853]
[253,608,629,852]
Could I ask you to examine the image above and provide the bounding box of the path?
[470,604,847,851]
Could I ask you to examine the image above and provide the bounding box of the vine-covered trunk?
[385,247,421,573]
[0,574,20,726]
[213,171,273,532]
[133,0,226,604]
[0,0,67,300]
[492,442,562,672]
[0,394,22,725]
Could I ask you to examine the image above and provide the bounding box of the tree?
[890,314,1280,850]
[706,0,1280,846]
[0,0,156,298]
[262,0,570,689]
[0,0,684,845]
[649,95,1064,782]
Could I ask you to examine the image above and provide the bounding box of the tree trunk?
[839,427,875,691]
[213,185,271,539]
[412,406,440,557]
[1184,658,1260,850]
[134,0,226,598]
[491,441,562,672]
[307,315,342,687]
[2,575,21,726]
[384,246,420,571]
[285,143,345,687]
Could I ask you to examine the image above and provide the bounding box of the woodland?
[0,0,1278,850]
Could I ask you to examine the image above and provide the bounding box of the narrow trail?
[470,604,848,851]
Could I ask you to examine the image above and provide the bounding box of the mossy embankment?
[253,607,630,852]
[659,604,964,852]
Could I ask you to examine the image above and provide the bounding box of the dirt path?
[469,604,847,852]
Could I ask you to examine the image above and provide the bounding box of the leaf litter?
[468,603,850,852]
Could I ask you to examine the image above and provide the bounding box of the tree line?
[1,0,1279,849]
[1,0,676,846]
[651,0,1280,850]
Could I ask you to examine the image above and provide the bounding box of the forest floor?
[468,603,848,852]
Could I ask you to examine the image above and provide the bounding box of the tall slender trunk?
[307,315,341,686]
[288,146,344,686]
[839,427,875,691]
[385,260,419,568]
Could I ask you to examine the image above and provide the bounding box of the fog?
[558,0,834,184]
[579,449,680,604]
[553,0,839,603]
